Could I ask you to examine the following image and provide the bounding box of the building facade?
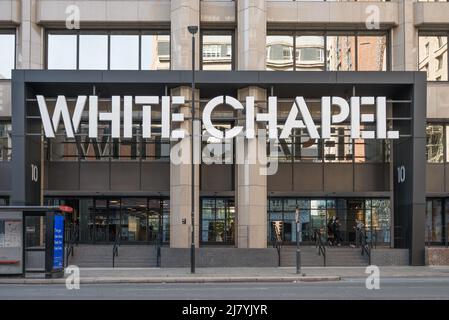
[0,0,449,267]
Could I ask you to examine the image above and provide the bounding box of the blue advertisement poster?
[53,215,64,270]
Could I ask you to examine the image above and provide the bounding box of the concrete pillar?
[237,0,266,70]
[169,1,201,248]
[392,0,418,71]
[170,0,200,70]
[169,86,200,248]
[236,86,267,248]
[17,0,43,69]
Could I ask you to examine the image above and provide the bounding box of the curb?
[0,276,341,285]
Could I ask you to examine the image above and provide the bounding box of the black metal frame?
[199,196,235,246]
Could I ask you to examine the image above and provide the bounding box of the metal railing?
[65,224,79,267]
[360,229,371,265]
[314,229,326,267]
[112,233,120,268]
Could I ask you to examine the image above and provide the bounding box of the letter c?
[203,96,244,139]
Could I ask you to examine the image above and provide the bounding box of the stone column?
[236,86,267,248]
[391,0,418,71]
[169,1,200,248]
[17,0,43,70]
[170,0,200,70]
[169,86,200,248]
[237,0,267,70]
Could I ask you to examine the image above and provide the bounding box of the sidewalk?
[1,266,449,284]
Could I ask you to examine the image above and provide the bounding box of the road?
[0,277,449,300]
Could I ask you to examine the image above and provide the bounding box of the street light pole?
[295,206,301,274]
[188,25,198,274]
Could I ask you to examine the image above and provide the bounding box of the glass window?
[141,35,170,70]
[0,122,11,161]
[110,35,139,70]
[426,124,444,163]
[201,197,234,244]
[0,33,15,79]
[327,35,356,71]
[357,35,387,71]
[295,36,325,71]
[426,199,443,243]
[79,34,108,70]
[419,35,448,81]
[266,35,294,71]
[47,34,77,70]
[202,34,233,70]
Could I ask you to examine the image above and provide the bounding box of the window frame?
[0,29,17,81]
[418,31,449,83]
[200,30,235,71]
[266,29,391,72]
[45,29,171,71]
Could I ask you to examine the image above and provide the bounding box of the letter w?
[37,95,87,138]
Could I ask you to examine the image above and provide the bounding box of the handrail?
[112,233,120,268]
[360,228,371,265]
[314,228,326,267]
[65,224,79,267]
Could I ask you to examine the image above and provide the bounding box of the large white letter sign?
[204,96,244,139]
[280,97,319,139]
[99,96,120,138]
[321,96,350,139]
[136,96,159,139]
[37,95,87,138]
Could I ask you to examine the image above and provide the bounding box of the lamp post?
[295,206,301,274]
[187,25,198,274]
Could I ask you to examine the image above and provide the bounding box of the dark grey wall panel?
[324,164,353,192]
[293,163,323,192]
[141,162,170,192]
[47,162,79,191]
[268,163,293,191]
[161,247,278,267]
[201,164,233,191]
[0,162,11,192]
[427,164,445,193]
[354,164,389,192]
[110,162,140,191]
[445,166,449,193]
[79,162,109,190]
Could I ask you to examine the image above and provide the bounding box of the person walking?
[333,217,342,246]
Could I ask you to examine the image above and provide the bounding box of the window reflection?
[0,33,15,79]
[426,125,444,163]
[79,34,108,70]
[268,197,391,245]
[0,122,11,161]
[419,35,448,81]
[357,35,387,71]
[201,35,232,70]
[266,35,294,71]
[295,36,325,71]
[141,35,170,70]
[327,35,356,71]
